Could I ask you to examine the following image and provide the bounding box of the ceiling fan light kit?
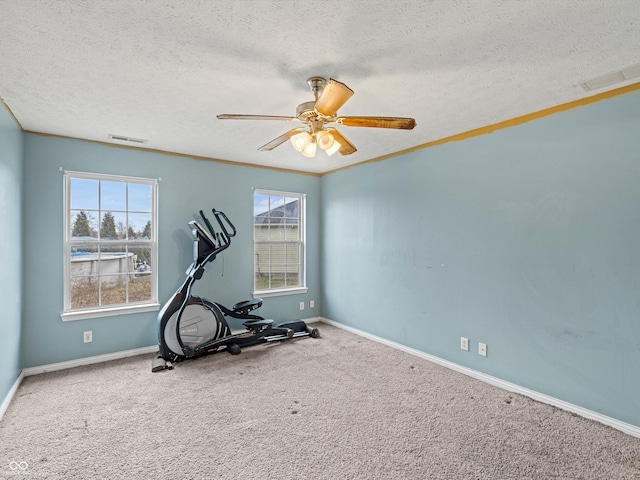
[217,76,416,159]
[291,125,341,158]
[291,131,312,152]
[291,131,317,158]
[316,130,340,154]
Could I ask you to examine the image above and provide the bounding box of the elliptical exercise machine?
[152,208,319,372]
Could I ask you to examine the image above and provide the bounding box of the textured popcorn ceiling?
[0,1,639,174]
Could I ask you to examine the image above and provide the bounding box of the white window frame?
[253,189,307,297]
[61,171,160,321]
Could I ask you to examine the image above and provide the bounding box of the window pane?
[98,248,135,274]
[255,243,269,290]
[254,225,267,243]
[284,220,299,241]
[285,272,299,287]
[270,243,285,267]
[254,193,270,216]
[111,212,128,240]
[98,247,134,306]
[70,276,99,309]
[100,181,126,211]
[70,178,98,210]
[284,197,298,218]
[270,195,285,217]
[255,244,269,274]
[131,246,152,272]
[130,273,152,303]
[71,210,98,239]
[269,242,286,289]
[286,244,300,272]
[270,274,285,289]
[100,211,121,239]
[255,273,269,290]
[128,183,152,212]
[70,249,99,276]
[100,275,128,306]
[128,213,152,239]
[269,220,285,241]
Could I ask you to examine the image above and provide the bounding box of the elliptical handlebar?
[199,209,237,245]
[189,208,238,268]
[212,209,237,238]
[199,210,219,247]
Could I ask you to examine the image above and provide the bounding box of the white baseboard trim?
[0,371,25,422]
[22,345,159,377]
[319,317,640,439]
[302,316,323,325]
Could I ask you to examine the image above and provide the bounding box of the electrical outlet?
[83,331,93,343]
[299,302,305,311]
[479,342,487,357]
[310,300,315,309]
[460,337,469,351]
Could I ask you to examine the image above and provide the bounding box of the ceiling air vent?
[108,134,148,144]
[579,63,640,92]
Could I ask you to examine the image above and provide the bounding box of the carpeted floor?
[1,323,639,479]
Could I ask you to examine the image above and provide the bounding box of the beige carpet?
[1,323,639,479]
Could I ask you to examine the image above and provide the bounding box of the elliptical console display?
[152,208,318,372]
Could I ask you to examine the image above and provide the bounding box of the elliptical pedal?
[243,318,274,333]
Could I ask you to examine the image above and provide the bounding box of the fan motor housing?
[296,101,317,121]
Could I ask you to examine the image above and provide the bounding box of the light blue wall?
[321,90,640,427]
[0,104,23,403]
[22,135,320,367]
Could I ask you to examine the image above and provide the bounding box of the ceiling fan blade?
[258,127,306,151]
[336,116,416,130]
[314,79,354,116]
[217,114,298,121]
[326,128,357,155]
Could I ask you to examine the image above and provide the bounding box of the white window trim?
[253,189,306,297]
[62,170,159,321]
[255,287,308,298]
[61,303,160,322]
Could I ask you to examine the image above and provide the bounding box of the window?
[62,171,159,321]
[254,190,306,296]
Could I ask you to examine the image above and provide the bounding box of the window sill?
[253,287,308,298]
[61,303,161,322]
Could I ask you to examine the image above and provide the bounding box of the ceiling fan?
[217,76,416,158]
